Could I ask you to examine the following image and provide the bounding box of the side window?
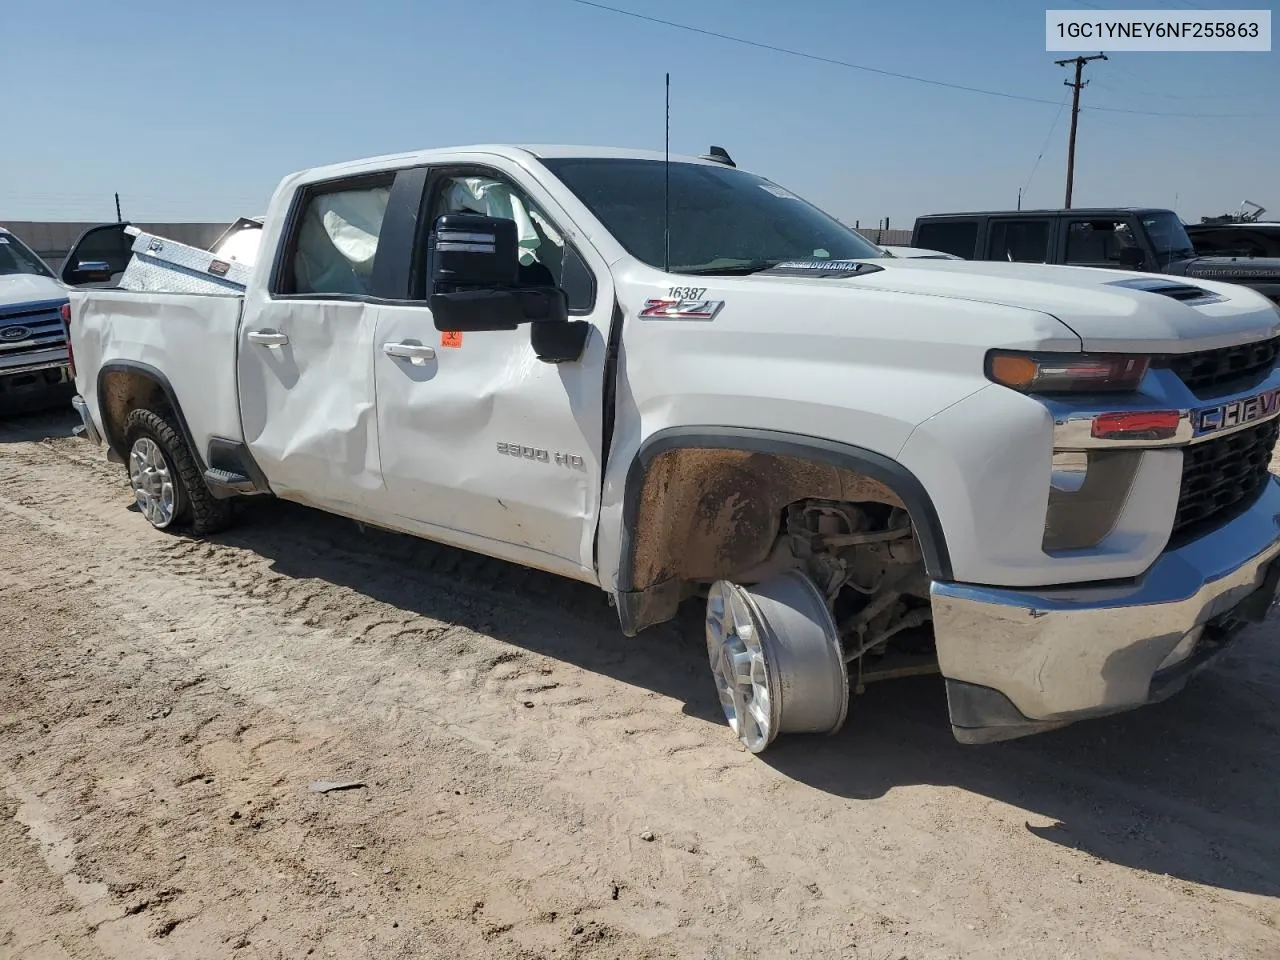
[1064,219,1136,265]
[426,172,596,312]
[986,220,1050,262]
[914,221,978,259]
[278,177,393,296]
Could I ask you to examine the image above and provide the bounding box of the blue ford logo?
[0,325,31,342]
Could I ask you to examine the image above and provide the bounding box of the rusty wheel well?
[98,368,177,456]
[615,431,951,635]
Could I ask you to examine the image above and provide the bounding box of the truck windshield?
[0,233,55,279]
[541,157,885,274]
[1141,212,1196,264]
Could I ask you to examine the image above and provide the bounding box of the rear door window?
[986,219,1051,263]
[914,221,979,259]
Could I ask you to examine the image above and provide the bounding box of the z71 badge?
[639,298,724,321]
[1193,386,1280,436]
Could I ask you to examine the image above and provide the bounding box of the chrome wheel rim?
[128,437,176,528]
[706,581,777,753]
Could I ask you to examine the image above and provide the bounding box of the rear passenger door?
[238,171,398,510]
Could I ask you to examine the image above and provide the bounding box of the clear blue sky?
[1,0,1276,226]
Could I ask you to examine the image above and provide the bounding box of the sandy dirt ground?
[1,409,1279,960]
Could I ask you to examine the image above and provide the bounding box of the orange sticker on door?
[440,330,463,349]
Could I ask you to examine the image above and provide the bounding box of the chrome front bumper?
[932,477,1280,743]
[71,395,104,446]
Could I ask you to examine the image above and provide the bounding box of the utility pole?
[114,192,122,222]
[1054,52,1107,209]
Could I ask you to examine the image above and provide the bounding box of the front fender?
[604,425,953,636]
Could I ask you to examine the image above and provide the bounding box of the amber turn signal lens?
[988,354,1040,390]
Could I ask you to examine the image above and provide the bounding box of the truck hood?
[812,258,1280,354]
[1166,255,1280,284]
[0,275,68,309]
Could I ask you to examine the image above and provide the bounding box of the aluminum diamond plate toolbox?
[119,227,251,295]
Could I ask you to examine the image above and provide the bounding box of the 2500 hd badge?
[1194,385,1280,436]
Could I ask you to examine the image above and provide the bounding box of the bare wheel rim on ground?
[128,437,176,528]
[705,571,850,754]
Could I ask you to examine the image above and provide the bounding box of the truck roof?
[294,143,731,184]
[917,207,1174,219]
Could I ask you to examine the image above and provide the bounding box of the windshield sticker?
[639,298,724,321]
[759,183,800,200]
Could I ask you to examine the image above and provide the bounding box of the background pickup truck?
[63,144,1280,754]
[912,207,1280,307]
[0,226,73,413]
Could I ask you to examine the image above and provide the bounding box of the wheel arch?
[97,361,206,471]
[613,426,953,636]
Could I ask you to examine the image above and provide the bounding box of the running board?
[204,467,257,498]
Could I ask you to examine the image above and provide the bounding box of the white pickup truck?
[63,143,1280,754]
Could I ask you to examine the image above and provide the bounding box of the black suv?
[911,208,1280,305]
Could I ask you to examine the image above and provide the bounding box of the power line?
[563,0,1259,118]
[1021,92,1070,203]
[1096,58,1246,100]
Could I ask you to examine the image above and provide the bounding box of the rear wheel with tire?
[705,570,849,753]
[123,407,232,535]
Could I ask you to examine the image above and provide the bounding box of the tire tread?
[123,407,233,536]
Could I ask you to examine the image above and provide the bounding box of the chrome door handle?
[247,330,290,347]
[383,342,436,365]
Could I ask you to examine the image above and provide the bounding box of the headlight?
[986,351,1149,394]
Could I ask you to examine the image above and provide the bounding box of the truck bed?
[71,288,246,450]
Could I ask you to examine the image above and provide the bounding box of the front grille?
[1164,336,1280,399]
[1172,419,1279,546]
[0,300,67,363]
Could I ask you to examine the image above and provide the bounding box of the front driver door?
[372,162,613,580]
[238,172,395,511]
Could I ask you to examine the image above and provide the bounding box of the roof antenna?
[700,145,735,167]
[664,72,671,274]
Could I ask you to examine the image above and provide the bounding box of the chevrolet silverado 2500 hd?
[63,144,1280,753]
[0,227,74,412]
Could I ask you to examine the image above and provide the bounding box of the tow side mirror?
[60,222,134,286]
[425,212,587,362]
[428,213,519,289]
[65,260,116,285]
[1118,247,1146,270]
[430,287,569,332]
